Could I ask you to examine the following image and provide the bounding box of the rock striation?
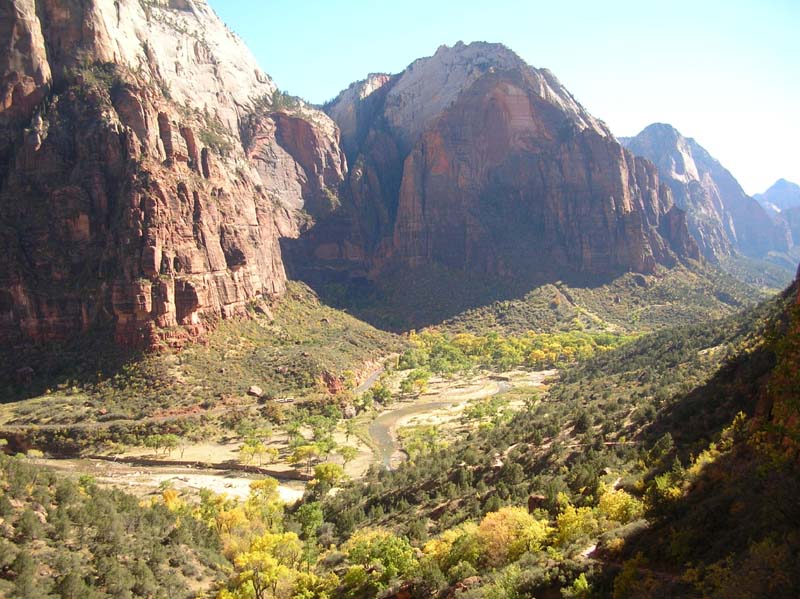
[299,42,698,284]
[0,0,345,347]
[621,124,791,260]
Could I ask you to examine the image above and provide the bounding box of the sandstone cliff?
[298,42,698,285]
[0,0,345,347]
[622,124,791,260]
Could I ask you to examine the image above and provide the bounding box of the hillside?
[303,259,765,333]
[1,275,795,598]
[0,0,346,349]
[316,279,798,597]
[0,452,228,598]
[0,282,402,431]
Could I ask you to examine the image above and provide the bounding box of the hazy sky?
[208,0,799,195]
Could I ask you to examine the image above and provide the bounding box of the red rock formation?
[0,0,345,348]
[243,110,347,223]
[311,43,698,284]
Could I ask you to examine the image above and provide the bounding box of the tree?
[295,502,324,567]
[343,529,418,590]
[556,502,599,547]
[401,368,431,396]
[597,485,643,525]
[338,445,359,468]
[16,508,43,542]
[290,445,320,473]
[234,550,291,599]
[423,522,481,575]
[312,463,346,489]
[11,549,51,599]
[265,447,280,464]
[240,438,268,466]
[344,420,358,443]
[477,507,551,567]
[295,503,324,541]
[292,571,340,599]
[371,383,392,404]
[245,479,284,533]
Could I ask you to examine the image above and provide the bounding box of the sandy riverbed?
[35,368,555,502]
[38,457,306,503]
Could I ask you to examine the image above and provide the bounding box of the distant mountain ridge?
[755,178,800,212]
[755,179,800,249]
[621,123,791,260]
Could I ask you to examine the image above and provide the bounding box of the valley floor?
[30,367,555,504]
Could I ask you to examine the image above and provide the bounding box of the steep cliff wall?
[0,0,345,347]
[622,124,791,260]
[310,42,698,284]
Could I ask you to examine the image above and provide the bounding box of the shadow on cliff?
[280,237,629,332]
[0,326,146,405]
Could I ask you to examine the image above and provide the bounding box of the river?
[368,380,514,469]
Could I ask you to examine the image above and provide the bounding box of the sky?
[208,0,799,195]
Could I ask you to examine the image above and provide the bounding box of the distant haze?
[208,0,799,195]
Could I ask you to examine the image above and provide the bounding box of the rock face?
[621,124,790,260]
[0,0,345,347]
[755,179,800,213]
[755,179,800,246]
[297,43,698,285]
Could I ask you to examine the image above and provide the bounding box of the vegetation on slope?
[1,265,795,598]
[610,288,800,598]
[0,282,403,428]
[398,329,634,375]
[443,263,765,335]
[718,253,799,291]
[313,282,797,597]
[315,261,764,334]
[0,454,227,598]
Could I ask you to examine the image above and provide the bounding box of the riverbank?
[30,368,556,506]
[369,369,556,468]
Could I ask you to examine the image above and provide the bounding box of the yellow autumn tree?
[597,485,643,525]
[477,507,551,567]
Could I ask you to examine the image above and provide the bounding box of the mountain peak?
[623,123,790,259]
[380,41,607,152]
[626,123,699,184]
[642,122,682,136]
[430,40,526,65]
[755,178,800,211]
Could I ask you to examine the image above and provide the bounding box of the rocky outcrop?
[0,0,345,347]
[301,43,698,284]
[324,73,392,161]
[621,124,791,260]
[243,109,347,227]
